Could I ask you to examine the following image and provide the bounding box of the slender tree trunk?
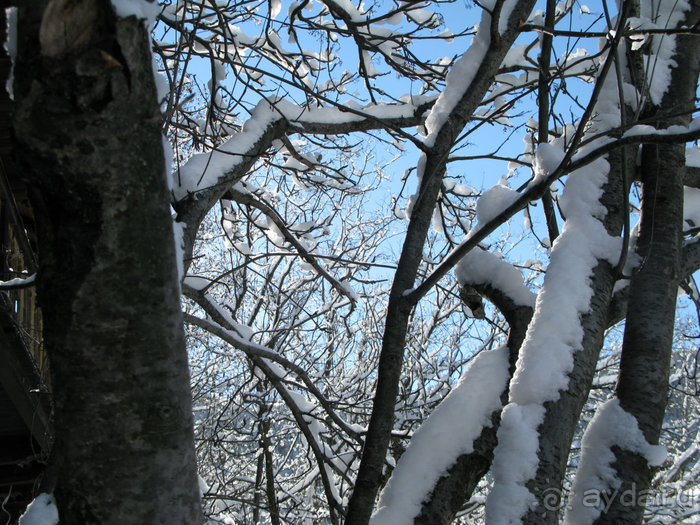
[261,419,281,525]
[597,11,700,518]
[12,1,202,523]
[538,0,560,244]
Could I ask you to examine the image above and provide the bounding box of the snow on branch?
[456,248,535,308]
[172,96,434,202]
[370,346,510,525]
[0,273,36,290]
[172,101,285,202]
[406,62,700,307]
[183,305,347,520]
[627,0,692,106]
[18,493,59,525]
[565,398,667,525]
[224,186,359,305]
[182,282,363,441]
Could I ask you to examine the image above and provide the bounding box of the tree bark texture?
[595,144,684,525]
[13,1,202,523]
[597,13,700,520]
[522,144,631,525]
[521,5,639,518]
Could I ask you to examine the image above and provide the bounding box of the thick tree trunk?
[595,142,684,525]
[521,143,629,524]
[518,5,641,520]
[12,1,202,523]
[604,23,700,525]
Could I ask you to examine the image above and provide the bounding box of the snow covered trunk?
[12,2,202,523]
[516,10,632,519]
[370,255,535,525]
[595,11,700,521]
[486,16,637,518]
[494,145,628,525]
[519,163,626,525]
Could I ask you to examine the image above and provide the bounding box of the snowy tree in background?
[11,0,700,523]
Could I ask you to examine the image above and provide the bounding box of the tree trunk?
[345,4,536,522]
[12,1,202,523]
[596,5,700,522]
[600,68,698,525]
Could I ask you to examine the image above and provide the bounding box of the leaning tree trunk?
[415,284,533,524]
[12,1,202,523]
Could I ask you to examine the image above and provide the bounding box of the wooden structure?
[0,3,53,522]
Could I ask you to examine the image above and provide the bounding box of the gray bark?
[522,148,630,525]
[13,1,202,523]
[597,7,700,519]
[538,0,560,244]
[520,5,643,521]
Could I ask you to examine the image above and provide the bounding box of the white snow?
[370,347,510,524]
[270,0,281,18]
[425,51,484,144]
[423,1,511,146]
[280,96,435,126]
[19,493,59,525]
[498,0,520,35]
[361,51,380,77]
[205,292,254,341]
[684,187,700,228]
[456,248,535,307]
[172,218,186,283]
[486,403,544,523]
[486,51,625,521]
[111,0,161,29]
[533,143,565,182]
[0,273,36,287]
[183,275,211,291]
[172,97,435,201]
[687,146,700,168]
[527,10,544,26]
[501,44,537,70]
[565,398,667,525]
[405,8,434,26]
[4,6,16,99]
[172,102,279,201]
[234,241,252,255]
[486,156,622,521]
[339,279,359,302]
[332,0,365,23]
[476,183,520,225]
[630,1,691,106]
